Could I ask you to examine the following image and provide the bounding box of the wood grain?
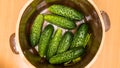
[92,0,120,68]
[0,0,120,68]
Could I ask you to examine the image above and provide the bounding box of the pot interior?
[19,0,103,68]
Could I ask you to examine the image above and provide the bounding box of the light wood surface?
[0,0,120,68]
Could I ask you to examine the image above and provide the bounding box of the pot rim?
[15,0,105,68]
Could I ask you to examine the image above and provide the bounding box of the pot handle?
[100,11,110,32]
[9,33,19,54]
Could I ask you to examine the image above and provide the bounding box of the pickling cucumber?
[44,14,76,29]
[83,33,91,48]
[57,31,73,54]
[49,47,85,64]
[38,24,54,57]
[30,14,44,46]
[48,4,84,20]
[64,33,91,66]
[46,28,62,59]
[64,57,81,66]
[71,23,89,48]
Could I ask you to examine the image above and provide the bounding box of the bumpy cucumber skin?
[30,14,44,47]
[49,47,85,64]
[38,24,54,57]
[46,28,62,59]
[71,23,89,48]
[48,4,83,20]
[44,14,76,30]
[57,31,73,54]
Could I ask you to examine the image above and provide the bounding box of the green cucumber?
[38,24,54,57]
[30,14,44,46]
[71,23,89,48]
[44,14,76,29]
[49,47,85,64]
[48,4,84,20]
[57,31,73,54]
[64,57,81,66]
[46,28,62,59]
[83,33,91,48]
[64,33,90,66]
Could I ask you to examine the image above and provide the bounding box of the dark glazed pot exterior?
[9,0,110,68]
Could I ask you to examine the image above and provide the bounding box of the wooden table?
[0,0,120,68]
